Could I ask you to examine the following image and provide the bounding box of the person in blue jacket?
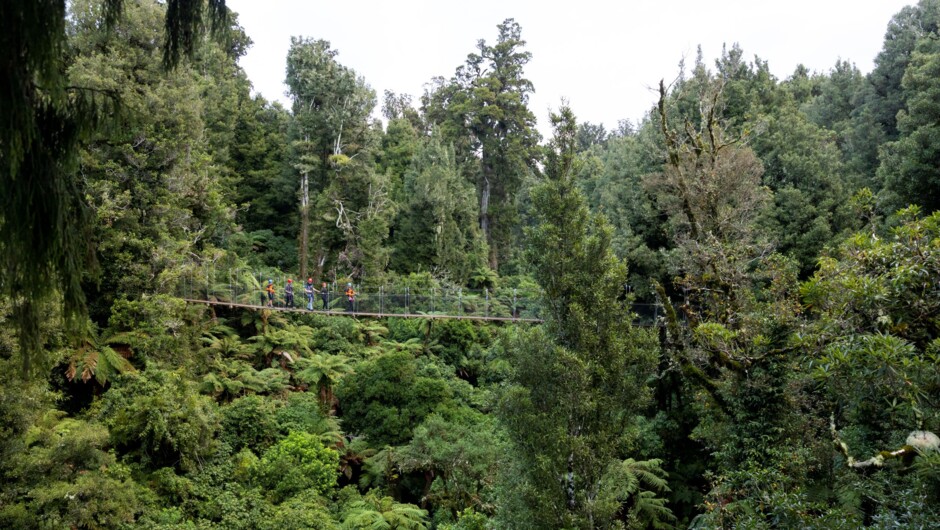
[305,278,315,310]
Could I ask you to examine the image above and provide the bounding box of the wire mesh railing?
[173,268,662,325]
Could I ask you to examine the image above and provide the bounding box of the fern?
[66,334,136,386]
[599,458,676,530]
[357,320,389,346]
[341,493,428,530]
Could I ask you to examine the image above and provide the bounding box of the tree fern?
[357,320,389,346]
[598,458,676,530]
[341,494,428,530]
[294,353,354,405]
[66,335,135,386]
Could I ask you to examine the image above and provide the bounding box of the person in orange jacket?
[265,279,275,307]
[344,283,356,312]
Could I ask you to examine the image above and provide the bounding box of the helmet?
[347,282,352,287]
[287,278,292,283]
[268,279,273,284]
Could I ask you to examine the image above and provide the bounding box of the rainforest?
[1,1,939,528]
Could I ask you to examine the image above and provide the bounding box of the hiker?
[285,278,294,308]
[265,279,275,307]
[305,278,315,310]
[345,283,356,312]
[321,282,330,310]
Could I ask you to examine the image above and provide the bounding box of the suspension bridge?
[175,269,662,325]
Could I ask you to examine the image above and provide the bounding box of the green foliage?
[752,106,853,275]
[596,459,675,529]
[265,490,339,530]
[11,2,940,527]
[17,463,146,529]
[800,209,940,445]
[390,129,487,283]
[101,369,221,471]
[221,394,282,453]
[336,351,458,447]
[274,392,343,446]
[497,106,664,528]
[0,410,151,529]
[423,18,540,270]
[294,352,354,407]
[396,408,505,518]
[64,327,137,386]
[69,0,241,324]
[692,466,864,529]
[285,36,384,281]
[878,34,940,212]
[255,431,339,503]
[340,492,429,530]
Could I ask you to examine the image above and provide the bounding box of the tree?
[648,75,830,527]
[391,129,488,283]
[496,105,669,529]
[848,0,940,181]
[68,0,242,323]
[395,409,504,518]
[336,352,457,447]
[0,0,228,376]
[255,431,339,503]
[578,123,666,297]
[285,37,381,281]
[340,492,429,530]
[878,35,940,212]
[423,19,540,271]
[100,369,221,472]
[751,105,853,275]
[867,0,940,141]
[294,352,354,408]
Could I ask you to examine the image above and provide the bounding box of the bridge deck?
[183,298,544,323]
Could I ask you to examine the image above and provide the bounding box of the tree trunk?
[300,170,310,280]
[480,170,498,270]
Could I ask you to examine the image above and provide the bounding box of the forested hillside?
[1,1,939,528]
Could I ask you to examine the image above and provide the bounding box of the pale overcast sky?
[226,0,913,137]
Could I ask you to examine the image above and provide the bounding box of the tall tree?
[68,0,241,320]
[423,19,540,271]
[285,37,378,281]
[850,0,940,180]
[878,35,940,212]
[0,0,227,375]
[497,106,669,529]
[391,129,487,283]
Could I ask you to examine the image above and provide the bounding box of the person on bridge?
[285,278,294,308]
[265,279,275,307]
[321,282,330,310]
[345,283,356,312]
[305,278,315,310]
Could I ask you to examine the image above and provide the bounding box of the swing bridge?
[175,269,663,325]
